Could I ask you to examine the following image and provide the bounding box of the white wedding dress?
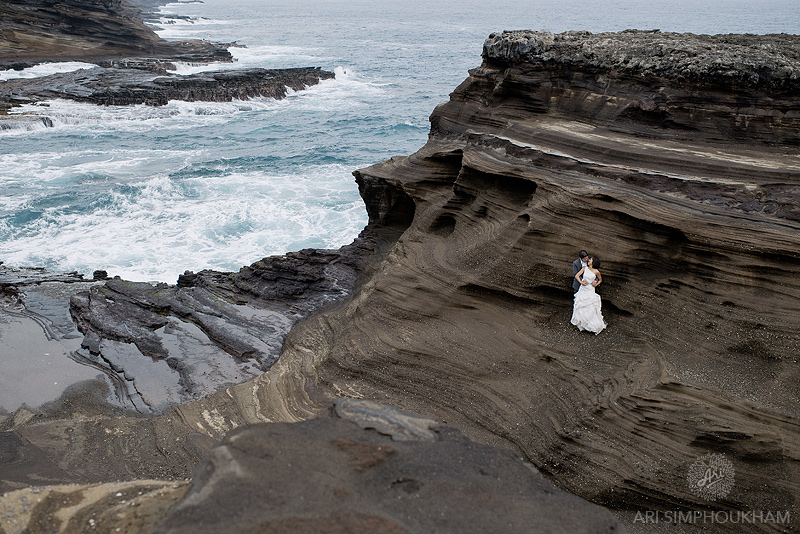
[571,268,607,334]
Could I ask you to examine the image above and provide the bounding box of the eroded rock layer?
[0,0,228,69]
[278,30,800,524]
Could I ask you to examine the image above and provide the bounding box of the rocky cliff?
[2,30,800,533]
[0,0,229,69]
[334,29,800,523]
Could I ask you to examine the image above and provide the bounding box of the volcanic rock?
[0,400,623,533]
[64,228,394,413]
[304,30,800,528]
[0,266,85,288]
[0,0,326,118]
[0,66,335,111]
[152,399,623,534]
[0,0,229,69]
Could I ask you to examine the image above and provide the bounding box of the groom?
[572,250,589,293]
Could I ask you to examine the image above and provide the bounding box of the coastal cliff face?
[3,30,799,532]
[287,30,800,519]
[0,0,228,69]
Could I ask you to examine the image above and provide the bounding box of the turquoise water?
[1,0,798,282]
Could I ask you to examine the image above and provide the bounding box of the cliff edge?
[313,29,800,526]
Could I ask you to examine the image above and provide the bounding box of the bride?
[571,256,607,334]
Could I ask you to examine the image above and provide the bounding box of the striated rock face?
[477,30,800,146]
[275,29,800,523]
[0,0,229,69]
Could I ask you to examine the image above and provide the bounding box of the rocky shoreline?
[2,28,800,534]
[0,0,334,119]
[0,66,334,117]
[0,0,228,70]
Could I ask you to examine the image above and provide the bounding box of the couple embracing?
[571,250,607,334]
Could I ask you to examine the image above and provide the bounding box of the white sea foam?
[152,8,234,40]
[0,0,440,287]
[0,62,96,81]
[231,45,325,67]
[164,45,327,75]
[0,98,288,137]
[0,165,367,282]
[1,65,390,137]
[1,147,198,181]
[168,61,238,75]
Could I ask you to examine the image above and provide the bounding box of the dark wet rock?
[0,267,92,345]
[152,400,623,534]
[65,228,395,413]
[0,266,84,289]
[0,66,335,110]
[0,276,117,414]
[67,276,292,412]
[176,270,198,288]
[193,247,359,308]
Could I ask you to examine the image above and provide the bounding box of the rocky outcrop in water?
[2,30,799,533]
[0,66,335,109]
[0,0,229,70]
[0,0,333,118]
[60,229,393,413]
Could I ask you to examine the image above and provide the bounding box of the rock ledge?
[484,29,800,90]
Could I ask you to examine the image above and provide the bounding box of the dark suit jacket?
[572,258,586,292]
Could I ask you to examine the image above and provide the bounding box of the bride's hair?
[591,256,601,269]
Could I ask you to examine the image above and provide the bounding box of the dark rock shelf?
[0,66,335,109]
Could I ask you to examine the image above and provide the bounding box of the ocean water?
[1,0,798,283]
